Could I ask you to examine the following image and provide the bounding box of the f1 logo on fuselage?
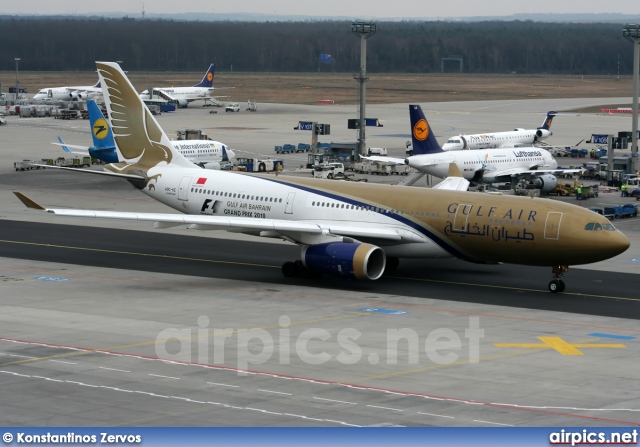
[413,119,429,141]
[92,118,109,140]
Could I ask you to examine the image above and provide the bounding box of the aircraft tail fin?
[409,105,445,155]
[538,111,557,130]
[96,62,194,170]
[57,137,73,153]
[193,63,216,88]
[87,100,115,150]
[221,146,229,162]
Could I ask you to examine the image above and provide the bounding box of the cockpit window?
[585,222,617,231]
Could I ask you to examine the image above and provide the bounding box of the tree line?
[0,17,634,75]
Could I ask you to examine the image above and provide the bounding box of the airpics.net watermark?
[154,316,484,371]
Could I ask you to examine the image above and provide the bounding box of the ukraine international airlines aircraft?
[32,80,101,101]
[15,62,630,293]
[54,100,236,168]
[139,64,226,108]
[441,111,557,151]
[366,106,578,193]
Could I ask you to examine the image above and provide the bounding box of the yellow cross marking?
[495,336,626,355]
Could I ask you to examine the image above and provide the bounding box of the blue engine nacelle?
[302,242,386,280]
[532,174,558,193]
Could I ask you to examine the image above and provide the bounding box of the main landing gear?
[281,261,323,279]
[548,265,568,293]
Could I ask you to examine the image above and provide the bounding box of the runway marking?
[495,336,627,356]
[588,333,636,341]
[99,366,130,373]
[258,389,292,396]
[49,360,77,365]
[0,369,362,426]
[367,404,403,412]
[417,412,454,419]
[207,382,239,388]
[148,374,180,380]
[388,274,640,302]
[313,397,357,405]
[0,340,638,427]
[474,419,514,426]
[0,239,279,269]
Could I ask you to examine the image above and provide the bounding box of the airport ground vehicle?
[246,100,257,112]
[580,162,607,180]
[225,103,240,112]
[13,160,39,171]
[313,162,345,179]
[390,164,411,175]
[236,157,283,172]
[0,113,6,125]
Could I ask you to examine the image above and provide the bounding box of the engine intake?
[302,242,386,280]
[536,129,551,139]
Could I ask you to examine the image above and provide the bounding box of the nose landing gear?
[549,265,568,293]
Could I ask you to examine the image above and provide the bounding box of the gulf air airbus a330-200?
[14,62,630,293]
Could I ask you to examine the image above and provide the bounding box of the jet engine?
[302,242,386,280]
[532,174,558,193]
[535,129,552,139]
[69,91,80,100]
[176,99,189,108]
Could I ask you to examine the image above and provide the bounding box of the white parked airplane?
[366,106,579,194]
[441,111,557,151]
[32,80,102,101]
[139,63,228,108]
[54,100,235,169]
[15,62,629,293]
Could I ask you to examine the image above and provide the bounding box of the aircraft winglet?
[14,192,46,211]
[447,163,464,178]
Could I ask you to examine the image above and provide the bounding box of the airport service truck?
[236,157,283,172]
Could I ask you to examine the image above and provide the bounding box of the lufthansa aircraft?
[441,111,557,151]
[366,106,578,193]
[54,100,236,168]
[15,62,630,293]
[138,64,227,108]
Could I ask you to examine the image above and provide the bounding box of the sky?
[2,0,640,19]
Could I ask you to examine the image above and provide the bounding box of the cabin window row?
[191,188,283,203]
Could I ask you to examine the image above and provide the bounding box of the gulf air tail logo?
[92,118,109,140]
[207,72,213,82]
[413,119,429,141]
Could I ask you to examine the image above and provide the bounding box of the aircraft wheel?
[548,279,565,293]
[327,173,333,179]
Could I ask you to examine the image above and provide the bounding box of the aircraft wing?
[488,167,582,182]
[432,177,470,191]
[52,142,90,156]
[14,193,423,244]
[360,155,406,164]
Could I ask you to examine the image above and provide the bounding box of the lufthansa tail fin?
[538,111,557,131]
[96,62,194,170]
[409,105,445,155]
[193,64,216,88]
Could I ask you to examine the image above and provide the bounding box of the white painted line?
[148,373,180,380]
[417,412,455,419]
[7,354,35,358]
[313,397,357,405]
[258,389,292,396]
[246,407,284,416]
[206,381,239,388]
[99,366,130,373]
[49,360,77,365]
[366,404,403,412]
[473,420,514,426]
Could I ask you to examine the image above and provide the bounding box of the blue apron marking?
[34,276,69,282]
[588,333,636,341]
[361,308,408,315]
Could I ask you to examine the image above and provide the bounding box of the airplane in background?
[365,106,579,194]
[14,62,630,293]
[32,80,102,101]
[53,100,236,169]
[441,111,557,151]
[138,63,229,108]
